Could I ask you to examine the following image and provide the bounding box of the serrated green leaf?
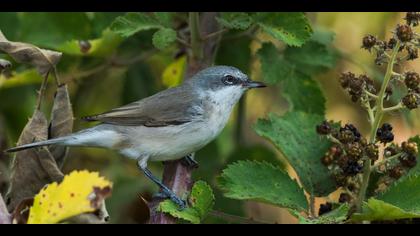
[257,43,326,115]
[216,13,253,30]
[253,12,312,47]
[152,28,177,50]
[154,12,174,28]
[218,160,308,212]
[377,174,420,213]
[254,112,336,196]
[282,70,326,115]
[158,181,214,224]
[110,13,161,38]
[257,43,292,84]
[290,204,349,224]
[352,199,420,221]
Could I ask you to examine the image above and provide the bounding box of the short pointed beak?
[245,80,267,89]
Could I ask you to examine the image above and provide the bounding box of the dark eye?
[223,75,237,85]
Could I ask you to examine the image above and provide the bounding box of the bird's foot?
[154,190,187,209]
[181,154,199,169]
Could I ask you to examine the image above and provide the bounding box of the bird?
[6,65,266,208]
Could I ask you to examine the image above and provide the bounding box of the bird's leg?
[137,161,186,209]
[181,153,199,169]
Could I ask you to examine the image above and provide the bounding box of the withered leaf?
[48,84,74,168]
[0,30,62,77]
[6,109,63,212]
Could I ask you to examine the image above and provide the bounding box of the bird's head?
[189,66,266,103]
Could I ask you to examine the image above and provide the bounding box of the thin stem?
[364,90,378,99]
[355,41,401,213]
[383,102,404,112]
[202,28,228,40]
[371,153,403,171]
[53,66,61,86]
[189,12,202,59]
[176,37,190,47]
[35,71,50,110]
[309,194,316,218]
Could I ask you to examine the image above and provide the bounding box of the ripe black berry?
[316,120,332,135]
[343,160,363,176]
[396,24,414,42]
[339,193,351,203]
[404,71,420,90]
[318,202,333,216]
[376,123,394,144]
[405,12,420,26]
[341,124,362,142]
[402,93,419,110]
[362,34,377,50]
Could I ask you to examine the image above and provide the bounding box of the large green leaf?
[152,28,177,50]
[216,13,253,30]
[290,204,349,224]
[257,43,326,115]
[253,13,312,47]
[254,112,336,196]
[352,199,420,221]
[110,13,162,38]
[158,181,215,224]
[218,160,308,212]
[282,70,326,116]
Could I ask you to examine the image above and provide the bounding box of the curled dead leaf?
[0,30,62,77]
[48,84,74,168]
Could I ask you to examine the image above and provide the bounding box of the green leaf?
[152,28,177,50]
[154,12,174,28]
[282,71,326,115]
[257,43,292,84]
[218,160,308,212]
[58,29,123,57]
[216,13,253,30]
[257,43,326,115]
[254,112,336,196]
[352,199,420,221]
[377,174,420,213]
[158,181,214,224]
[290,204,349,224]
[253,12,312,47]
[110,13,161,38]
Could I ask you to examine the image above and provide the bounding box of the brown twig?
[35,71,50,110]
[148,12,222,224]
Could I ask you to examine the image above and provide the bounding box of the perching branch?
[148,12,222,224]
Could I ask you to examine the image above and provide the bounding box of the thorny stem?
[356,41,401,213]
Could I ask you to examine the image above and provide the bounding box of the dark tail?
[5,137,67,153]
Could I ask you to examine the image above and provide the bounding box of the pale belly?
[117,110,230,162]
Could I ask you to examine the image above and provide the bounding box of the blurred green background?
[0,12,419,223]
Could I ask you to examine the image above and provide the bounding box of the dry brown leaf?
[0,30,62,77]
[5,109,63,212]
[48,84,74,168]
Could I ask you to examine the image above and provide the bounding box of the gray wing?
[82,85,204,127]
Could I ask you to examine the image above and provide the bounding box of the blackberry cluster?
[376,123,394,144]
[402,71,420,110]
[339,72,376,102]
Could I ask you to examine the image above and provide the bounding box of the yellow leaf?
[27,170,112,224]
[162,55,186,88]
